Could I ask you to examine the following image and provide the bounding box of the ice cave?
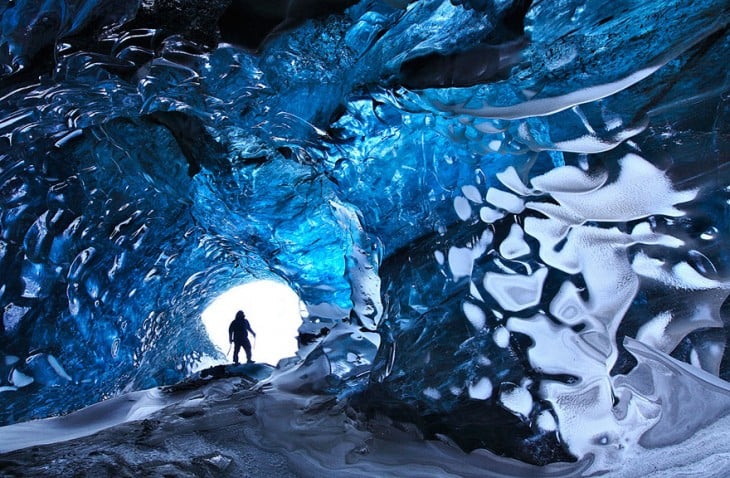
[0,0,729,476]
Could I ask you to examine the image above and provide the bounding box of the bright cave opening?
[200,280,304,366]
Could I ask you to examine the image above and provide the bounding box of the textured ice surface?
[0,0,729,473]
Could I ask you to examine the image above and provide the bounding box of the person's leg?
[233,342,241,364]
[243,339,252,363]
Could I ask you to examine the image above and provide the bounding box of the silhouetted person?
[229,310,256,364]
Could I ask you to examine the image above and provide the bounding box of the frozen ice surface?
[0,0,729,474]
[0,369,728,477]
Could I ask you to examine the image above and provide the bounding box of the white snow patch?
[461,185,483,203]
[633,253,726,290]
[469,281,484,301]
[468,377,493,400]
[0,383,234,454]
[454,196,472,221]
[447,230,492,281]
[530,166,608,194]
[442,64,664,120]
[462,302,486,330]
[479,206,505,223]
[3,304,29,332]
[493,326,510,348]
[499,224,530,259]
[423,387,441,400]
[48,355,72,381]
[10,369,33,388]
[486,188,525,214]
[536,410,557,432]
[549,281,587,325]
[528,154,697,221]
[448,246,475,281]
[484,268,548,312]
[499,385,533,418]
[690,348,701,369]
[477,355,492,366]
[635,312,673,350]
[434,250,445,265]
[496,167,534,196]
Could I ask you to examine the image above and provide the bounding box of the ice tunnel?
[0,0,729,472]
[200,280,303,366]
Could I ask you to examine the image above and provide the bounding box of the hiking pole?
[226,342,232,357]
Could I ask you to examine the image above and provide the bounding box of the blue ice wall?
[0,0,729,469]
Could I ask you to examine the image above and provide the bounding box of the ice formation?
[0,0,729,474]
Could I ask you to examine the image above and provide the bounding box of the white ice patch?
[528,154,697,221]
[468,377,493,400]
[461,185,482,203]
[634,302,721,356]
[442,64,664,120]
[10,369,33,388]
[484,268,548,312]
[629,222,684,248]
[3,303,29,332]
[549,281,588,325]
[507,313,608,379]
[483,144,717,473]
[21,275,42,299]
[454,196,472,221]
[449,246,476,280]
[530,165,608,194]
[493,326,510,348]
[434,250,444,265]
[635,312,673,350]
[486,188,525,214]
[689,348,701,368]
[632,253,727,290]
[48,355,72,381]
[536,410,557,432]
[473,119,504,133]
[469,281,484,301]
[447,230,492,281]
[462,302,486,330]
[499,384,533,418]
[499,224,530,259]
[525,222,641,322]
[552,121,645,154]
[423,387,441,400]
[479,206,505,224]
[495,167,535,196]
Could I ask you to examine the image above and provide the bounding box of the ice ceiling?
[0,0,729,470]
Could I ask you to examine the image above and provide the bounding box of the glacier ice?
[0,0,729,473]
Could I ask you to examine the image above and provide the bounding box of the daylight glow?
[200,280,302,366]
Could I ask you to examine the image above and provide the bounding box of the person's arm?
[247,321,256,337]
[229,322,234,342]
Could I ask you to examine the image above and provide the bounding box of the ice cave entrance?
[200,280,303,366]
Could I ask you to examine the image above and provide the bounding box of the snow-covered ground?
[1,364,729,477]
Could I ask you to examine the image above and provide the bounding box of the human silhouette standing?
[229,310,256,364]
